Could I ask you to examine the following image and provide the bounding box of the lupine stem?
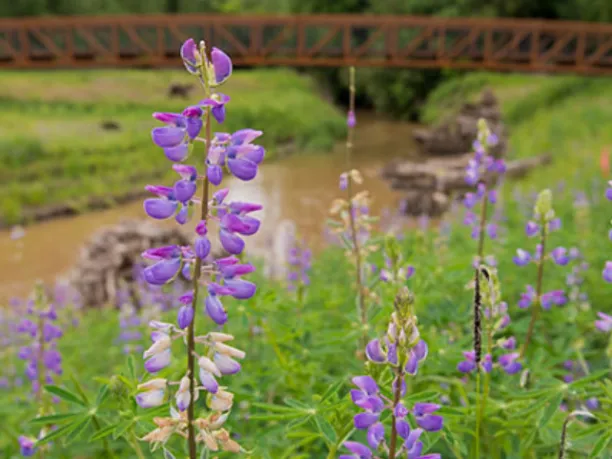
[388,365,405,459]
[521,224,547,358]
[344,67,367,350]
[476,185,489,261]
[186,100,212,459]
[473,268,483,459]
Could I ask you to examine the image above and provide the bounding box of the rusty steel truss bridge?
[2,14,612,74]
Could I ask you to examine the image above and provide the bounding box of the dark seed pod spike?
[473,268,482,367]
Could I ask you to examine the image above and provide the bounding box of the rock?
[101,120,121,131]
[168,83,194,99]
[69,220,192,308]
[413,88,507,158]
[383,153,552,216]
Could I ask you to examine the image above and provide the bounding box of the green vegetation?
[1,183,610,457]
[0,69,345,225]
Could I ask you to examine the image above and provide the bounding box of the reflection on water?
[0,114,419,301]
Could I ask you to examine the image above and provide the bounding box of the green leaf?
[404,390,439,402]
[589,431,612,458]
[69,375,90,405]
[44,385,87,406]
[89,423,116,442]
[37,420,84,445]
[319,379,345,403]
[570,370,609,389]
[538,392,564,428]
[314,415,337,444]
[127,355,136,381]
[283,398,311,410]
[250,402,302,413]
[64,416,92,445]
[113,420,135,440]
[95,385,110,406]
[29,412,82,426]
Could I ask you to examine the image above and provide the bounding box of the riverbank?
[421,73,612,186]
[0,68,346,226]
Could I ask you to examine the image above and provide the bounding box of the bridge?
[2,14,612,74]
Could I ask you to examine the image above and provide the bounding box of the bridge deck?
[1,14,612,74]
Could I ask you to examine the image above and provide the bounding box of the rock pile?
[70,220,191,308]
[412,88,507,158]
[383,153,552,216]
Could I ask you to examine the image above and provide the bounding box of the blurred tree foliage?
[2,0,610,118]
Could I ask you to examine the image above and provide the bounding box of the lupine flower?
[541,290,567,309]
[595,312,612,332]
[117,304,144,355]
[200,93,230,124]
[137,40,258,453]
[18,436,37,457]
[603,261,612,283]
[136,378,167,408]
[461,120,505,250]
[17,302,63,395]
[346,283,443,458]
[286,237,312,293]
[561,361,600,410]
[460,268,522,375]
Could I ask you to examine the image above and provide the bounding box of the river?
[0,114,419,301]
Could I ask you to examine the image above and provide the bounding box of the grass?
[421,72,612,186]
[0,68,345,225]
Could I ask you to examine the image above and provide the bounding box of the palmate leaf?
[44,385,87,406]
[37,417,88,445]
[64,416,92,445]
[95,385,110,406]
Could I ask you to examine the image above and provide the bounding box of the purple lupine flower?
[541,290,567,310]
[603,261,612,283]
[340,441,372,459]
[595,312,612,332]
[350,376,384,429]
[457,352,492,373]
[347,110,356,128]
[550,247,570,266]
[605,180,612,201]
[200,93,230,124]
[18,436,37,457]
[513,249,531,266]
[286,238,312,292]
[518,285,536,308]
[525,221,539,237]
[498,352,522,374]
[210,47,233,84]
[116,303,144,354]
[17,300,63,396]
[412,403,443,432]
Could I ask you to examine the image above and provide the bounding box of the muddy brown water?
[0,115,419,302]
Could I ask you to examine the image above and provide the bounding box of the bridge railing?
[1,14,612,74]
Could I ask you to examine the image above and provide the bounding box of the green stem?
[128,428,145,459]
[186,69,212,458]
[476,186,489,261]
[521,225,547,358]
[92,416,114,459]
[475,370,481,459]
[344,67,367,352]
[388,365,406,459]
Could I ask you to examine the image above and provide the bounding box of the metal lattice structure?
[2,14,612,74]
